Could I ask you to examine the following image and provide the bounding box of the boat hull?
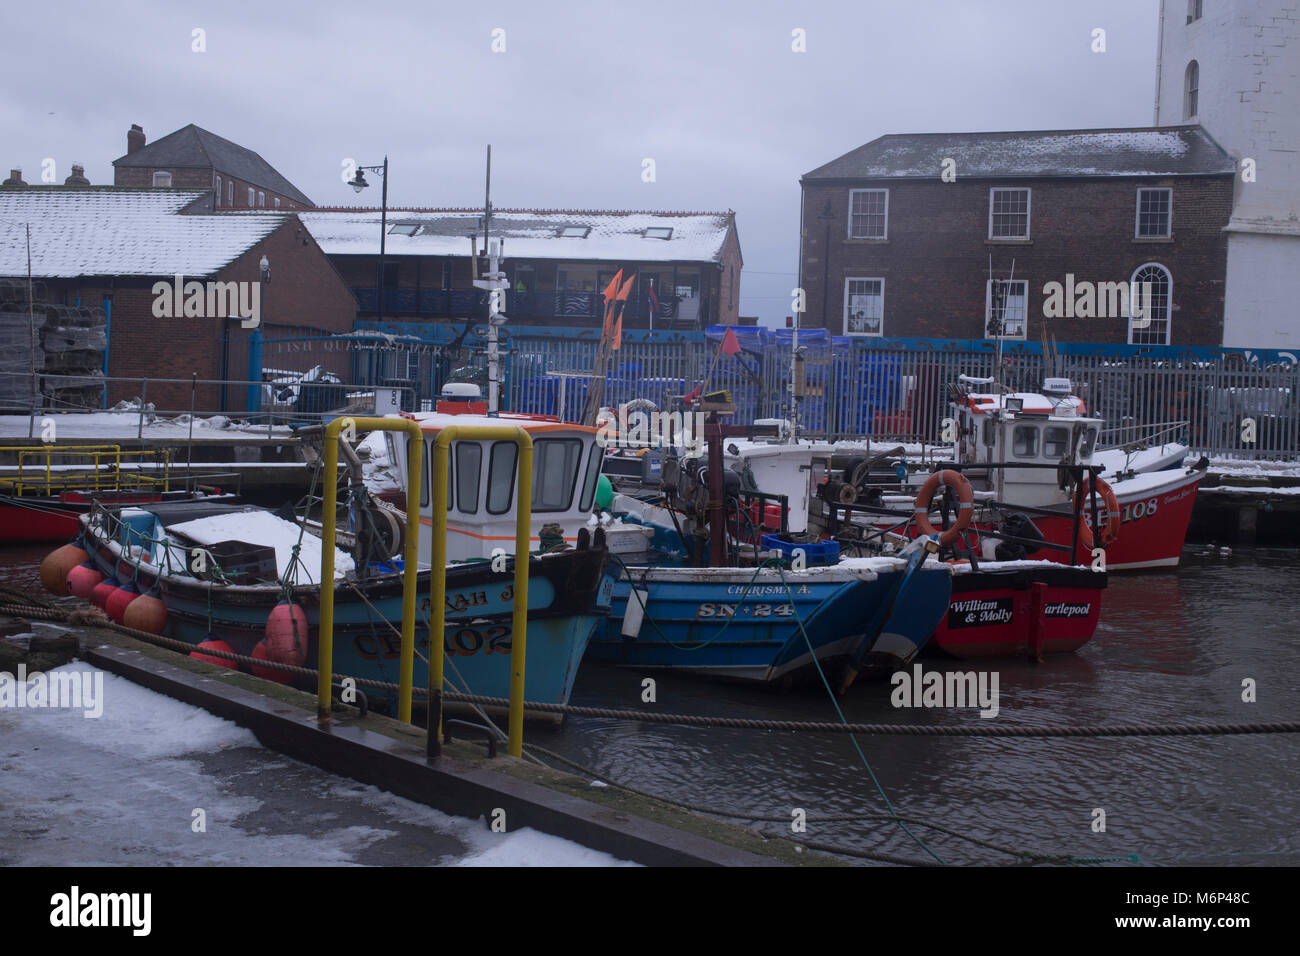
[588,561,952,683]
[929,564,1106,659]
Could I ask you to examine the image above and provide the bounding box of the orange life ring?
[913,469,974,546]
[1076,475,1120,552]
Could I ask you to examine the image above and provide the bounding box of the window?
[152,171,172,187]
[389,223,420,236]
[424,442,453,510]
[844,278,884,336]
[1185,61,1199,120]
[273,197,280,209]
[1129,262,1172,346]
[1136,188,1172,238]
[1043,426,1070,459]
[247,187,255,206]
[643,227,673,240]
[1187,0,1202,24]
[215,176,222,206]
[258,191,265,207]
[532,438,583,512]
[456,443,482,514]
[1012,426,1039,458]
[578,444,604,512]
[989,188,1031,239]
[1078,426,1099,459]
[227,181,234,204]
[558,226,590,238]
[985,279,1028,338]
[487,442,518,514]
[848,189,888,239]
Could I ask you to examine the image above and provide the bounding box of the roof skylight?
[558,226,590,238]
[643,227,673,239]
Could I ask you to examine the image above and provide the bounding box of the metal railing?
[0,443,171,495]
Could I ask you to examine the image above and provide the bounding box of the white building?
[1154,0,1300,347]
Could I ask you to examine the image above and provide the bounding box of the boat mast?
[473,145,509,413]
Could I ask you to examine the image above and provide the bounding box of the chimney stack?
[2,168,25,186]
[127,124,145,154]
[64,164,90,186]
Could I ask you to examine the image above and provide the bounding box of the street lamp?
[347,157,389,322]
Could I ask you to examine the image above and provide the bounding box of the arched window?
[1129,263,1172,345]
[215,176,222,206]
[1184,60,1199,120]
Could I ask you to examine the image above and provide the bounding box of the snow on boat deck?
[168,510,356,579]
[0,662,635,867]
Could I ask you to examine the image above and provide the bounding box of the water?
[4,543,1297,865]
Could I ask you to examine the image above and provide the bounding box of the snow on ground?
[0,662,636,867]
[0,409,294,440]
[1202,457,1300,478]
[169,510,356,579]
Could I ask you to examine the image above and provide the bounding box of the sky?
[2,0,1162,326]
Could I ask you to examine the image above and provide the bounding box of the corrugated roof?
[293,208,735,263]
[0,188,285,278]
[113,124,313,206]
[803,125,1236,181]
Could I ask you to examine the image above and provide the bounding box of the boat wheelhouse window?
[532,438,583,512]
[1043,426,1070,459]
[1012,425,1039,458]
[1077,426,1099,459]
[424,439,453,510]
[486,442,518,515]
[578,443,603,512]
[456,442,482,514]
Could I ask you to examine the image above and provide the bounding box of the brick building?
[296,208,743,331]
[112,124,313,211]
[798,126,1235,346]
[0,188,352,410]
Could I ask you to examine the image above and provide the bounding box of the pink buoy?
[66,563,104,601]
[264,600,310,667]
[250,640,295,684]
[105,581,141,624]
[191,639,238,670]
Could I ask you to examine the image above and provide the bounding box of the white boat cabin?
[385,411,605,564]
[952,379,1102,508]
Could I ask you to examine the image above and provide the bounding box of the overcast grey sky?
[3,0,1161,325]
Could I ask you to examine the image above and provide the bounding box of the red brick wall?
[798,176,1233,345]
[113,166,305,209]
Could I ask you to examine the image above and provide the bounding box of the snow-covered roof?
[0,187,285,279]
[803,125,1236,181]
[295,208,736,263]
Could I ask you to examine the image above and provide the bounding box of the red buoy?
[105,581,141,623]
[191,639,238,670]
[123,593,168,635]
[264,601,310,667]
[250,640,295,684]
[67,564,104,601]
[90,576,121,610]
[40,544,88,597]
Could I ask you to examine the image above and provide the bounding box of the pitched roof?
[802,125,1236,182]
[0,187,285,278]
[293,208,737,263]
[113,124,313,206]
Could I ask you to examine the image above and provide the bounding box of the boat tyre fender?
[1076,475,1121,552]
[913,469,973,547]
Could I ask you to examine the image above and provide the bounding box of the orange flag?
[601,269,624,338]
[610,274,636,351]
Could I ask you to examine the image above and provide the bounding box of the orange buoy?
[123,593,168,635]
[105,582,141,623]
[40,544,88,596]
[250,641,295,684]
[67,564,104,601]
[913,469,975,547]
[191,639,238,670]
[264,601,309,667]
[90,576,121,610]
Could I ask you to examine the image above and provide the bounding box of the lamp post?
[347,157,389,322]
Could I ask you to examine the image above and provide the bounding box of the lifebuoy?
[1076,475,1120,552]
[913,469,974,546]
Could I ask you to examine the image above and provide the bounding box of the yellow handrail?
[317,417,424,723]
[428,426,533,758]
[0,444,176,496]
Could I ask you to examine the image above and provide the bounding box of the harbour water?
[3,544,1297,865]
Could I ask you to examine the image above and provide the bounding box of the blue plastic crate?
[760,534,839,565]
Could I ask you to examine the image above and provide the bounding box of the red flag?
[721,326,741,356]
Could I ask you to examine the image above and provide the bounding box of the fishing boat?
[43,414,616,721]
[0,443,234,543]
